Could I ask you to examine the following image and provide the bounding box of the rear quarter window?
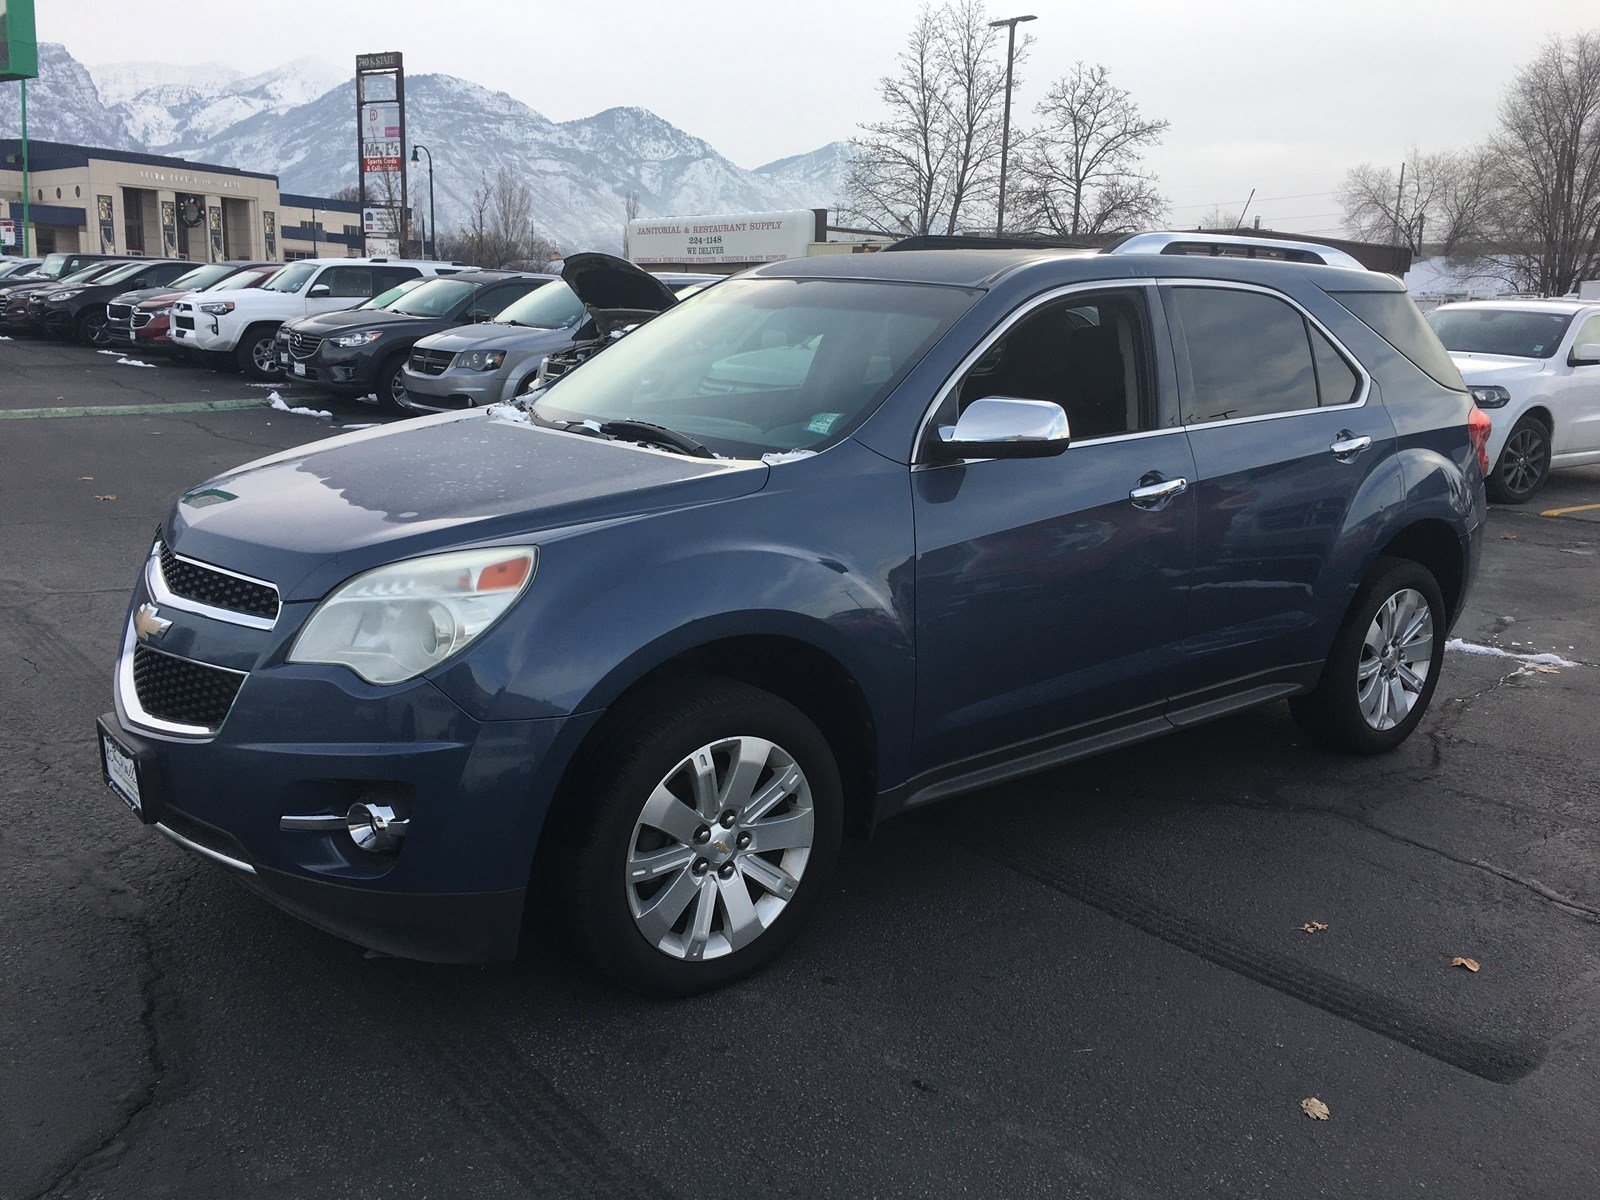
[1330,290,1465,392]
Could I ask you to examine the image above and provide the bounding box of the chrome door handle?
[1330,432,1372,460]
[1129,476,1188,509]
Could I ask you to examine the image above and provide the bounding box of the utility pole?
[19,77,29,257]
[1391,161,1406,249]
[411,144,435,259]
[989,14,1036,237]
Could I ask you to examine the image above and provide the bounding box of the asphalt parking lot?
[3,335,1599,1200]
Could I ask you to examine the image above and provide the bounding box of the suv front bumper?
[400,361,522,413]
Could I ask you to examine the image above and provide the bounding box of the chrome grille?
[131,311,153,329]
[410,347,452,376]
[131,645,244,731]
[108,303,135,322]
[289,332,322,359]
[157,543,280,622]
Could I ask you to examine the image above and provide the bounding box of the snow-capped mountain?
[0,43,854,254]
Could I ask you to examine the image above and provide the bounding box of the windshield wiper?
[597,420,715,458]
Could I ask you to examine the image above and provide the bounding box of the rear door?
[911,282,1196,772]
[1163,280,1398,701]
[310,264,374,314]
[1559,311,1600,454]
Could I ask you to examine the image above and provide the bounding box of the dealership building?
[0,140,363,262]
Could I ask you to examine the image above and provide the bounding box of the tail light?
[1468,405,1492,475]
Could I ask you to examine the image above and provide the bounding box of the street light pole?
[990,13,1035,238]
[410,144,436,260]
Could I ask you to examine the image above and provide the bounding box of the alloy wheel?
[85,315,109,346]
[1357,587,1434,730]
[252,337,282,376]
[625,735,815,961]
[1499,426,1546,497]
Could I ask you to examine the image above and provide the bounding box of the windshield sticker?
[806,412,844,434]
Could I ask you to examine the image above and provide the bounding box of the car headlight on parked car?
[47,289,81,302]
[330,330,384,348]
[288,547,537,685]
[199,301,234,315]
[455,349,507,371]
[1469,385,1511,409]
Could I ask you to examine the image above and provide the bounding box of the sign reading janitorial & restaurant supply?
[627,209,820,265]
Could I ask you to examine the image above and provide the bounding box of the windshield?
[92,262,152,286]
[166,263,237,291]
[37,253,71,278]
[206,268,271,293]
[530,278,975,458]
[59,263,116,285]
[493,281,582,328]
[387,277,477,316]
[359,277,428,310]
[261,262,318,294]
[1427,308,1575,359]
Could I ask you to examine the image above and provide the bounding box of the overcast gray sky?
[42,0,1599,235]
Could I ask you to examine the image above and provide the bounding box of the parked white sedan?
[1427,300,1600,503]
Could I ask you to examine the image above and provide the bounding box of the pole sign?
[0,217,15,247]
[627,209,820,265]
[0,0,39,81]
[355,52,408,257]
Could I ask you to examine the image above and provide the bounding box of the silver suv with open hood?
[398,253,713,414]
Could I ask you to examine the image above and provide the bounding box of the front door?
[1558,311,1600,455]
[912,285,1195,773]
[1162,281,1400,697]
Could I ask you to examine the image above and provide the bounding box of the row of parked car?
[0,250,713,417]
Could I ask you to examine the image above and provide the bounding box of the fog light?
[346,802,409,852]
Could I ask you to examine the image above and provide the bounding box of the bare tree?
[1336,147,1494,254]
[1011,63,1169,237]
[622,190,641,259]
[839,1,1021,236]
[1195,207,1243,231]
[443,168,559,268]
[1483,31,1600,295]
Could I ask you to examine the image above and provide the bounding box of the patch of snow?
[1445,638,1579,668]
[761,450,818,464]
[0,335,11,341]
[485,403,533,424]
[116,357,155,368]
[341,423,380,430]
[269,392,331,418]
[96,349,122,356]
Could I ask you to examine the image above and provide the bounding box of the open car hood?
[561,252,679,315]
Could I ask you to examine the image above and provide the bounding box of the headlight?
[456,349,507,371]
[288,547,536,684]
[1469,385,1511,409]
[330,330,383,348]
[48,289,81,301]
[199,301,234,315]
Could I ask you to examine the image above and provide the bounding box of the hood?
[562,252,678,314]
[286,308,438,336]
[1,279,61,299]
[1447,354,1547,385]
[111,285,178,306]
[412,322,574,355]
[134,288,192,309]
[167,410,768,600]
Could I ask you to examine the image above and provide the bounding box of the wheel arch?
[1374,517,1469,624]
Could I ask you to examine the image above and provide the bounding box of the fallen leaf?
[79,476,94,480]
[1301,1097,1330,1120]
[1500,533,1517,540]
[1451,956,1480,972]
[93,495,118,501]
[1532,664,1562,675]
[1301,921,1328,934]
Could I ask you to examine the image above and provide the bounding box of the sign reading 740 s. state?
[1,0,40,81]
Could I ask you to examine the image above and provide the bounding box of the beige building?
[0,139,362,261]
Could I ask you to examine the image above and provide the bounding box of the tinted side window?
[1310,326,1361,406]
[1332,290,1465,391]
[1572,313,1600,358]
[473,282,536,314]
[951,289,1157,441]
[319,266,375,297]
[375,266,420,291]
[1172,287,1319,423]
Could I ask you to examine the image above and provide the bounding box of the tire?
[236,325,283,380]
[1486,414,1552,504]
[372,353,412,415]
[559,676,843,997]
[1289,556,1447,755]
[77,310,110,346]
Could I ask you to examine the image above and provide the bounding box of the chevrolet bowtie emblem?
[134,603,172,641]
[713,840,731,856]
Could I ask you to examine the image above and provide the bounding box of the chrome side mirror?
[931,396,1071,461]
[308,283,331,298]
[1571,342,1600,366]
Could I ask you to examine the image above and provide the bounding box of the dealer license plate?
[100,728,142,816]
[293,362,306,376]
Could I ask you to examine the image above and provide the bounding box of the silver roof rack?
[1103,231,1366,271]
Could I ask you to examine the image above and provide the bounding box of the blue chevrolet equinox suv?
[99,232,1487,995]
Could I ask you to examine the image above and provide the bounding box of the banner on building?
[208,205,223,260]
[0,218,15,248]
[161,200,177,256]
[263,210,276,258]
[97,195,115,253]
